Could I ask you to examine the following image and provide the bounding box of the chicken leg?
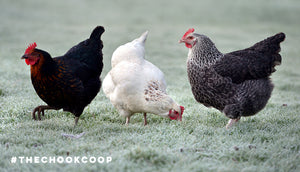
[74,117,79,126]
[226,117,241,129]
[143,113,147,126]
[126,117,130,125]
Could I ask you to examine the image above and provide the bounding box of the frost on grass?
[61,132,86,139]
[127,147,170,167]
[0,89,4,96]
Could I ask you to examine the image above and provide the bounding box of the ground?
[0,0,299,171]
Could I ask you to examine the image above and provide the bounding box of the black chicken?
[21,26,105,125]
[179,28,285,128]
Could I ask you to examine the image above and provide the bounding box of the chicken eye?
[187,36,194,40]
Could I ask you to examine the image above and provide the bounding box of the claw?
[38,108,42,120]
[31,105,56,121]
[32,108,37,120]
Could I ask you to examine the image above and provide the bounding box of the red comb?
[180,106,185,115]
[25,42,37,54]
[182,28,195,39]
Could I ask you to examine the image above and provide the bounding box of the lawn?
[0,0,299,171]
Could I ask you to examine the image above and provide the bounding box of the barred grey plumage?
[180,30,285,128]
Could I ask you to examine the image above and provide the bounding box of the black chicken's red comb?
[182,28,195,39]
[25,42,37,54]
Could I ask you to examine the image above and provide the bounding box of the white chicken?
[103,31,184,125]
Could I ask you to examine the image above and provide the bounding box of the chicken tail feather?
[89,26,105,40]
[250,32,285,67]
[137,31,148,44]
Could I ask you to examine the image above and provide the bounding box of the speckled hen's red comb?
[182,28,195,39]
[25,42,37,54]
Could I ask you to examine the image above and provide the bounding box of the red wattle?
[25,59,36,66]
[185,43,192,48]
[25,59,30,65]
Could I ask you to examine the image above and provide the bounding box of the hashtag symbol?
[11,157,17,163]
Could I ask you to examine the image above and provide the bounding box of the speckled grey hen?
[179,28,285,128]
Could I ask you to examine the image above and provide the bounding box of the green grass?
[0,0,300,171]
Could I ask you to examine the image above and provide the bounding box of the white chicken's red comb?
[180,106,184,115]
[182,28,195,39]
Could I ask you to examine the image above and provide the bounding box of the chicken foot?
[32,105,57,120]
